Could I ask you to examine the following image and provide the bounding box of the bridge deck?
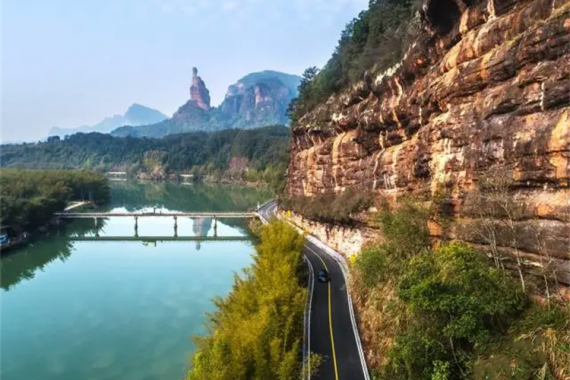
[69,235,250,242]
[55,212,257,218]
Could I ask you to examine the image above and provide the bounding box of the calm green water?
[1,182,271,380]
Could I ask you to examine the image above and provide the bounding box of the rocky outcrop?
[190,67,211,111]
[216,73,300,129]
[113,70,301,138]
[288,0,570,282]
[283,212,375,257]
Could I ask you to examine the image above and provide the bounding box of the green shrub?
[352,198,567,380]
[401,243,525,342]
[187,221,307,380]
[384,243,525,379]
[378,200,431,258]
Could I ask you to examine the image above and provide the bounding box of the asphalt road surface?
[259,202,367,380]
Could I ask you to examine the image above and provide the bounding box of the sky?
[1,0,368,142]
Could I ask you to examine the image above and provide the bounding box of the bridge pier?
[134,216,138,237]
[173,216,178,237]
[94,217,100,237]
[213,217,218,237]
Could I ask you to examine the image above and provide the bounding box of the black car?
[317,269,330,283]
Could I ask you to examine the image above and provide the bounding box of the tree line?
[186,221,308,380]
[0,169,110,234]
[1,125,289,190]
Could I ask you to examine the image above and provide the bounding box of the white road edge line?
[256,203,314,380]
[305,254,315,380]
[283,218,371,380]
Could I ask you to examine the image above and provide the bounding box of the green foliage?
[431,361,451,380]
[471,303,570,380]
[1,126,289,190]
[0,169,110,233]
[354,244,393,288]
[289,0,421,122]
[355,200,430,288]
[186,221,306,380]
[399,243,524,345]
[281,188,373,225]
[378,200,431,258]
[353,201,529,380]
[384,243,524,380]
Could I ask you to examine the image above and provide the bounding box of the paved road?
[259,202,367,380]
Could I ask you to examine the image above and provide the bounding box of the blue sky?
[2,0,368,142]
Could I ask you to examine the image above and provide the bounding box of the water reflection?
[0,219,103,291]
[1,182,263,380]
[1,183,268,291]
[108,182,271,213]
[192,218,212,250]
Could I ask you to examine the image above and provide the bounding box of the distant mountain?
[48,104,168,137]
[112,69,301,138]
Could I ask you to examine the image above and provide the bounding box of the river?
[0,182,272,380]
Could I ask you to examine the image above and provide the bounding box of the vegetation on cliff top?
[288,0,420,122]
[0,169,110,234]
[186,221,307,380]
[1,125,289,190]
[352,200,570,380]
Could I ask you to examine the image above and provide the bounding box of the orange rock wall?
[287,0,570,282]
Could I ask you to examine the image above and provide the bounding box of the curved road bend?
[259,202,367,380]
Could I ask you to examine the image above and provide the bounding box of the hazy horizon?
[1,0,368,142]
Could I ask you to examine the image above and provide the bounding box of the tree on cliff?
[289,0,420,122]
[464,166,529,293]
[287,67,319,124]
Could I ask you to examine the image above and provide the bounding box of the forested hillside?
[1,126,289,187]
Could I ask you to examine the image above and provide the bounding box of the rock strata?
[287,0,570,283]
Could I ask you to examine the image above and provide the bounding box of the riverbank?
[0,169,110,253]
[127,172,274,190]
[186,221,306,380]
[1,181,267,380]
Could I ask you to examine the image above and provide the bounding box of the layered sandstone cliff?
[287,0,570,282]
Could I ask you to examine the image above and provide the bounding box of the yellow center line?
[307,246,340,380]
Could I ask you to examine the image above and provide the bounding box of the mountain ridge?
[48,103,168,138]
[111,69,301,138]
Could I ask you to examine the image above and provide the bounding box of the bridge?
[68,235,250,242]
[55,211,258,238]
[54,212,256,218]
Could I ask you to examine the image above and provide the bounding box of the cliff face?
[216,74,299,129]
[288,0,570,282]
